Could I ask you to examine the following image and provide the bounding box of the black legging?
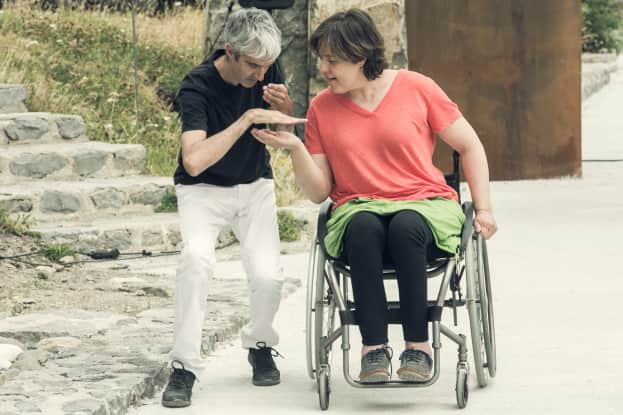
[342,210,445,345]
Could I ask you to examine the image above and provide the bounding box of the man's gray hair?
[224,7,282,61]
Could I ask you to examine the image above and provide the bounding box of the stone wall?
[309,0,407,97]
[203,0,309,118]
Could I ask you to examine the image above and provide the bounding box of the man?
[161,7,306,408]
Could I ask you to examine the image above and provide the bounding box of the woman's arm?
[438,117,498,239]
[251,128,333,203]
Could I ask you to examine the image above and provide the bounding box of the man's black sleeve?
[176,88,210,133]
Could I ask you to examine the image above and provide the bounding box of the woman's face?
[317,45,366,94]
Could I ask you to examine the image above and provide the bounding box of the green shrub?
[583,0,623,52]
[42,243,77,262]
[0,209,32,236]
[277,210,305,242]
[155,187,178,212]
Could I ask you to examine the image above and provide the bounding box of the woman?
[251,8,497,383]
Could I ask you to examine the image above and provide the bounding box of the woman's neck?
[346,70,397,109]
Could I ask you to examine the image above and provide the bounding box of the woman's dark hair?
[310,8,388,80]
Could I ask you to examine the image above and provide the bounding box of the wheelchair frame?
[304,152,496,410]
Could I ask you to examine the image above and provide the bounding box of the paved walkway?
[128,61,623,414]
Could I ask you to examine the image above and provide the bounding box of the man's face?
[231,54,275,88]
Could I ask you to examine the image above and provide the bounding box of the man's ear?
[225,43,235,60]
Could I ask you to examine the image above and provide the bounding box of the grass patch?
[155,187,178,212]
[0,209,33,236]
[42,243,76,262]
[277,210,305,242]
[0,7,198,177]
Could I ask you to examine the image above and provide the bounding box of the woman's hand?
[474,209,497,239]
[251,128,303,151]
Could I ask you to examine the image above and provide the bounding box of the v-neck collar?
[334,70,403,117]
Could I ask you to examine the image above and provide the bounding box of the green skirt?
[324,197,465,258]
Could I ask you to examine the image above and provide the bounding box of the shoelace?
[399,349,430,364]
[169,360,195,388]
[255,341,285,359]
[399,349,422,363]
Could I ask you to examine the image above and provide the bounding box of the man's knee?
[179,243,215,276]
[248,261,283,292]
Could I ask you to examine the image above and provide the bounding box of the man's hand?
[263,83,293,115]
[244,108,306,126]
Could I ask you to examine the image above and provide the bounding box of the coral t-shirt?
[305,70,462,208]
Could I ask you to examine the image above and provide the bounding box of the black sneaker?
[359,346,393,383]
[248,341,283,386]
[161,360,196,408]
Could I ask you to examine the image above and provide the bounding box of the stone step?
[0,175,173,221]
[0,141,145,184]
[0,84,28,113]
[32,212,186,253]
[0,112,87,145]
[31,204,318,254]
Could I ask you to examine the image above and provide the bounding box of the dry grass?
[105,7,206,55]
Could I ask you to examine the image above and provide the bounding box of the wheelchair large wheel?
[306,237,322,379]
[480,237,497,377]
[305,235,337,381]
[465,233,496,387]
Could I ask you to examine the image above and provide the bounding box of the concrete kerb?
[582,52,619,100]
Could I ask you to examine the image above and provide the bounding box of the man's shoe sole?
[161,399,191,408]
[253,378,280,386]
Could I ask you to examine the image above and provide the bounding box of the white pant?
[170,178,284,375]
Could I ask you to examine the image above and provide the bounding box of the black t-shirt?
[173,50,284,186]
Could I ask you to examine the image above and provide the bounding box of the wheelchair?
[305,152,496,410]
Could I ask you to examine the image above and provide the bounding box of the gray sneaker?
[396,349,433,382]
[359,347,392,383]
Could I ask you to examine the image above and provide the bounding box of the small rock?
[0,343,23,363]
[59,255,75,264]
[35,265,55,279]
[51,263,64,272]
[37,336,82,353]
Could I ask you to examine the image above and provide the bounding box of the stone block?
[73,150,107,176]
[112,147,145,172]
[4,117,49,142]
[0,84,28,113]
[40,191,81,213]
[90,187,128,209]
[9,153,66,178]
[54,115,87,139]
[129,184,168,205]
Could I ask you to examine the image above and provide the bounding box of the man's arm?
[181,109,306,177]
